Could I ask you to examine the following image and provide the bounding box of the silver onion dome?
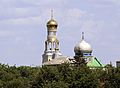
[74,32,92,53]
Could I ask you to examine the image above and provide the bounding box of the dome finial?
[47,10,58,29]
[82,32,84,40]
[51,10,53,20]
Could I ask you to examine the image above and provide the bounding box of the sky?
[0,0,120,66]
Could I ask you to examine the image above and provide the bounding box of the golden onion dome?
[46,10,58,29]
[47,19,58,27]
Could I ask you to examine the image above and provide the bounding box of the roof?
[42,56,104,68]
[87,56,104,68]
[42,56,73,65]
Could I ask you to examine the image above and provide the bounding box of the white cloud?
[65,8,85,20]
[57,8,105,41]
[0,7,42,20]
[0,30,15,38]
[0,0,66,8]
[88,0,120,6]
[0,16,41,26]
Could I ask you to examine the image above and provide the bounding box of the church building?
[42,11,104,68]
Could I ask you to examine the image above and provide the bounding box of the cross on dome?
[51,10,53,20]
[82,32,84,40]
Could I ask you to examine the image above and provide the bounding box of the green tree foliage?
[0,63,120,88]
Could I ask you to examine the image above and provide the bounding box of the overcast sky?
[0,0,120,66]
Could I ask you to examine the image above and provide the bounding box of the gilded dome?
[46,19,58,30]
[46,10,58,30]
[47,19,58,26]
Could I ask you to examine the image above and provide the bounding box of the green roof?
[87,56,104,68]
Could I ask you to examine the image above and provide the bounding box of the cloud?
[0,7,42,20]
[60,8,86,27]
[0,0,67,22]
[0,16,41,25]
[87,0,120,6]
[56,8,104,42]
[0,0,66,8]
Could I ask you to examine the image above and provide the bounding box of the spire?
[51,10,53,20]
[110,61,112,66]
[82,32,84,40]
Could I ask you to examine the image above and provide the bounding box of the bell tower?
[42,10,62,63]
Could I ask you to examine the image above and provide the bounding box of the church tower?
[42,10,62,63]
[74,32,92,65]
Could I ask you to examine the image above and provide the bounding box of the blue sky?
[0,0,120,66]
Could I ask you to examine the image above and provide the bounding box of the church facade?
[42,11,104,68]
